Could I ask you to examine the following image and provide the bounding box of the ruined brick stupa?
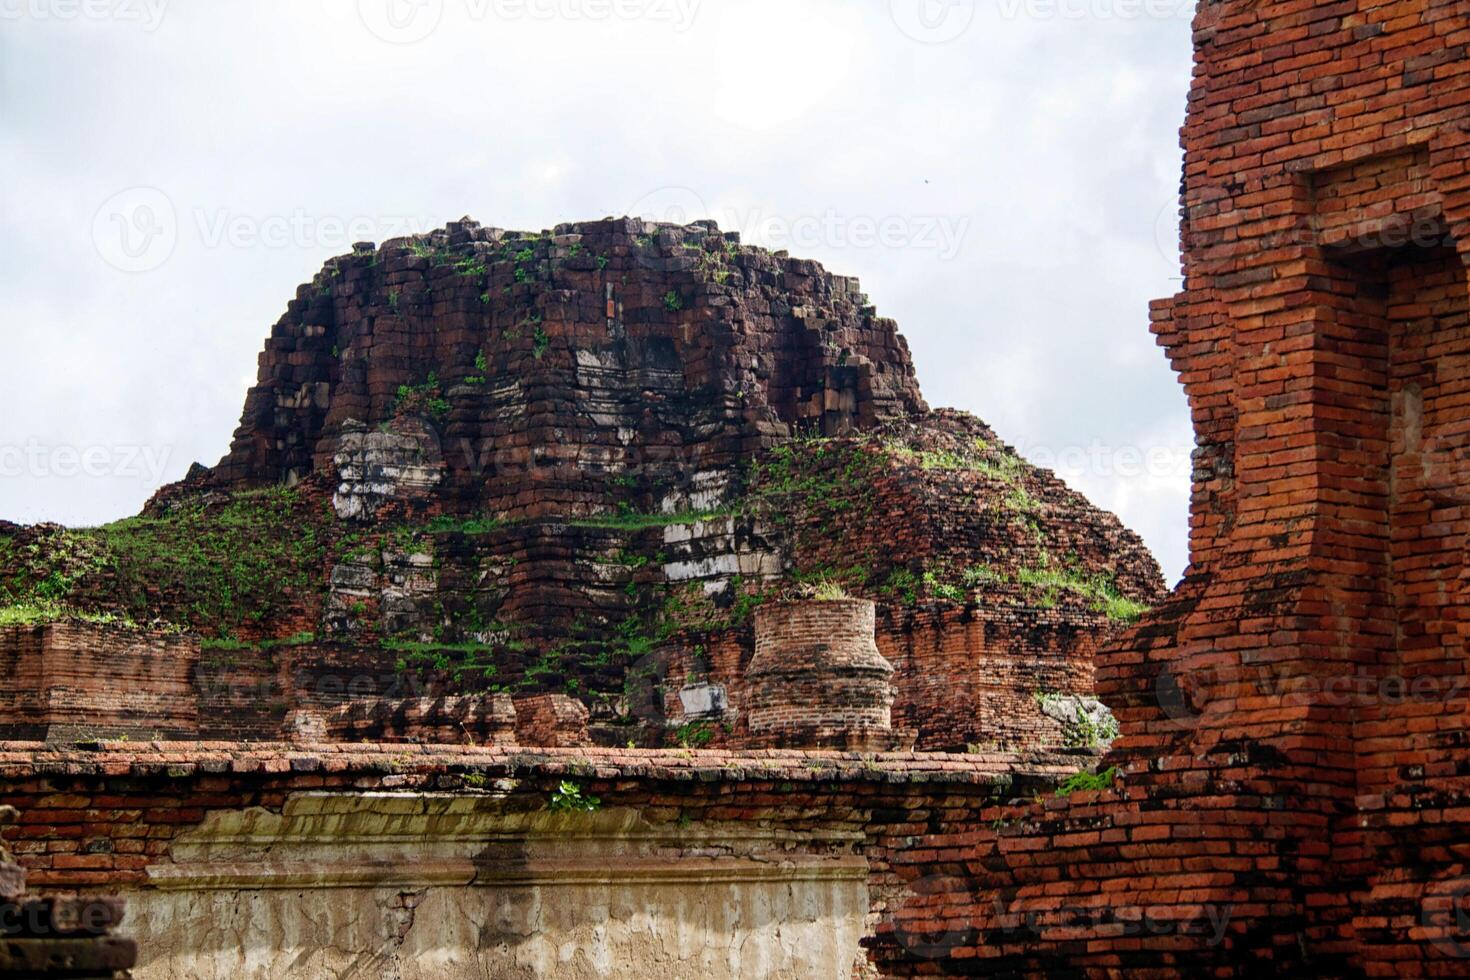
[0,216,1164,751]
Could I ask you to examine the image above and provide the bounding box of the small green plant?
[465,349,489,385]
[922,570,965,602]
[596,255,610,270]
[395,373,451,420]
[1055,767,1119,797]
[532,327,550,359]
[548,781,601,812]
[884,568,920,605]
[388,289,400,311]
[662,291,684,312]
[918,449,968,471]
[674,722,714,749]
[801,575,850,601]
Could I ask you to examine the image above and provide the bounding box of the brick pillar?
[746,600,912,750]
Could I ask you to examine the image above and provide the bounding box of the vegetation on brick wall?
[0,486,330,637]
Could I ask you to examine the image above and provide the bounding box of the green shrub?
[548,781,601,812]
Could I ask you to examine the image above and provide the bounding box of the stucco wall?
[127,796,868,979]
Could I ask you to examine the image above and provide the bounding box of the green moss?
[918,449,968,470]
[424,514,503,536]
[744,439,885,531]
[975,450,1026,485]
[201,631,315,653]
[922,571,964,602]
[883,568,920,605]
[388,638,508,688]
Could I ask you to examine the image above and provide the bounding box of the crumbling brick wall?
[206,217,927,509]
[306,694,519,746]
[512,694,591,747]
[661,605,1104,754]
[866,2,1470,975]
[0,805,135,978]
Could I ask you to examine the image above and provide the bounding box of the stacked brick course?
[512,694,591,748]
[0,625,198,743]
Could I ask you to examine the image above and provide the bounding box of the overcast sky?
[0,0,1198,583]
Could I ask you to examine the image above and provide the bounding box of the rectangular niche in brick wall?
[1321,238,1470,791]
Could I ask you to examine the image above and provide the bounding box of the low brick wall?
[0,624,199,742]
[0,741,1086,979]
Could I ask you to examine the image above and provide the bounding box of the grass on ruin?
[881,435,1028,483]
[567,506,735,532]
[878,560,1148,623]
[390,643,503,688]
[0,601,138,629]
[423,513,504,536]
[1016,565,1150,622]
[0,486,329,637]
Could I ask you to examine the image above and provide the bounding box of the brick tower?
[873,2,1470,975]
